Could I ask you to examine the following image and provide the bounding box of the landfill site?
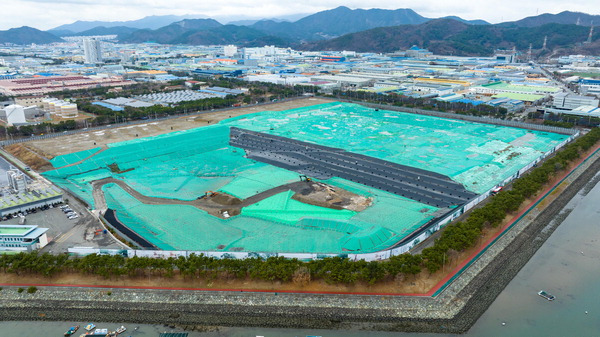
[37,101,570,255]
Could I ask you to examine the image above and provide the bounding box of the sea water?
[2,178,599,337]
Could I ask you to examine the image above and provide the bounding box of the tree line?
[0,251,422,286]
[329,89,510,118]
[0,128,598,285]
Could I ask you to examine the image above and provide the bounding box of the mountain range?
[502,11,600,27]
[304,19,599,55]
[0,26,63,45]
[0,8,598,57]
[49,15,207,34]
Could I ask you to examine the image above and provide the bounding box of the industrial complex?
[1,10,600,335]
[41,101,573,258]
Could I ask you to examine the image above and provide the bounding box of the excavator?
[198,191,219,200]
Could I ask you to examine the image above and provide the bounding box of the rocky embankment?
[0,151,598,333]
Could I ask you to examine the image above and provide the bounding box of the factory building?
[0,104,26,125]
[552,92,599,110]
[580,79,600,96]
[0,104,44,124]
[494,49,519,63]
[0,183,63,217]
[14,95,46,107]
[7,169,27,193]
[0,76,133,96]
[473,81,559,96]
[0,225,49,252]
[223,45,238,57]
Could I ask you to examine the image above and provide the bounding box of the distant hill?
[441,16,490,25]
[70,26,140,39]
[120,19,223,44]
[49,29,76,37]
[249,6,488,41]
[302,19,599,56]
[49,15,208,33]
[251,6,428,40]
[45,7,491,45]
[501,11,600,27]
[120,19,287,46]
[226,13,309,26]
[0,26,63,44]
[177,25,290,47]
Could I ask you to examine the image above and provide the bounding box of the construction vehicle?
[94,229,107,235]
[198,191,219,199]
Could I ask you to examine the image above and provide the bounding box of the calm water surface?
[3,179,599,337]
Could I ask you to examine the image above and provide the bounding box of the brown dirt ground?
[3,143,54,171]
[18,97,334,166]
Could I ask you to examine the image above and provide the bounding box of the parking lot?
[1,195,125,253]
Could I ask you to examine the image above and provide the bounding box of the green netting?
[102,183,349,253]
[103,183,239,251]
[42,102,570,254]
[341,226,397,252]
[223,102,569,193]
[298,218,361,233]
[49,147,102,167]
[217,165,300,199]
[241,190,356,225]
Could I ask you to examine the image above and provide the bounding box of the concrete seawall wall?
[1,150,598,333]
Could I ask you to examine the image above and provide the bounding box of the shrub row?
[0,129,598,285]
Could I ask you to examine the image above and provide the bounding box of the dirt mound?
[211,193,242,205]
[292,181,372,212]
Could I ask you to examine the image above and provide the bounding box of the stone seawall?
[1,151,599,333]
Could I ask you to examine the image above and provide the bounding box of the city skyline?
[2,0,600,30]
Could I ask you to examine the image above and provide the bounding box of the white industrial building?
[0,104,26,124]
[223,45,238,57]
[246,74,311,85]
[7,169,27,193]
[0,225,49,252]
[552,92,599,110]
[137,90,219,105]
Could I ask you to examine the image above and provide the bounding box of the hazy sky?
[2,0,599,30]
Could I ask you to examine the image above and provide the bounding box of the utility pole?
[542,36,548,50]
[585,22,594,44]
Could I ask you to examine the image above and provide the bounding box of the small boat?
[116,326,126,334]
[84,324,96,331]
[64,325,79,336]
[538,290,555,301]
[88,328,108,336]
